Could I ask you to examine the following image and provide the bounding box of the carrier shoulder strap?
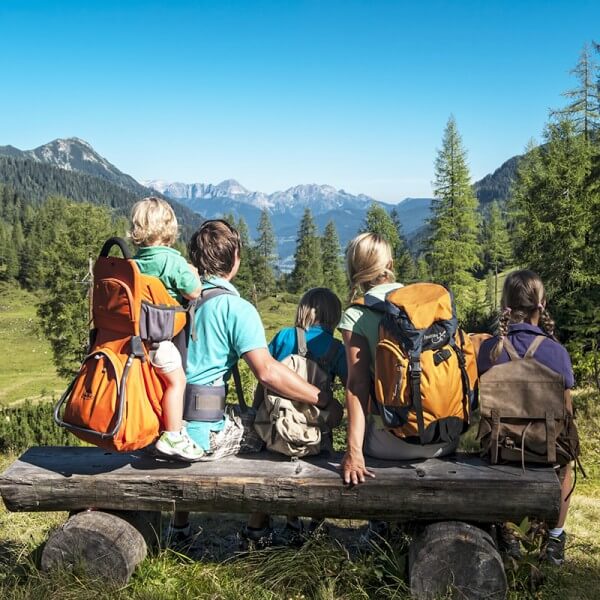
[501,337,521,361]
[524,335,546,359]
[194,285,248,413]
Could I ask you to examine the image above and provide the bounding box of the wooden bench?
[0,447,560,599]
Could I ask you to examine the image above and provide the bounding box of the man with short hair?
[168,219,330,543]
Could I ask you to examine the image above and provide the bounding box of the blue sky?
[0,0,598,202]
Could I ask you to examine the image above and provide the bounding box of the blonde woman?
[338,233,458,485]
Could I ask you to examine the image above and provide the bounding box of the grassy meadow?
[0,283,598,599]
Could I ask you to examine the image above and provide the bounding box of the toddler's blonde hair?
[129,197,178,247]
[346,232,394,301]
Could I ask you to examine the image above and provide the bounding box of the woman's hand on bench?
[341,450,375,485]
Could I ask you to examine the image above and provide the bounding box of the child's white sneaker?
[155,428,204,462]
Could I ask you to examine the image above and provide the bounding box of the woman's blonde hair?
[295,288,342,332]
[345,232,395,301]
[490,269,556,362]
[129,197,178,247]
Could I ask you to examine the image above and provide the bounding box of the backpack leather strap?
[501,337,521,361]
[546,411,557,463]
[490,409,501,464]
[524,335,546,359]
[296,327,308,357]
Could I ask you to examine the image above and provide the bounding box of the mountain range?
[0,137,520,267]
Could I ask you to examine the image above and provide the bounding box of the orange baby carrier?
[357,283,477,445]
[54,237,188,451]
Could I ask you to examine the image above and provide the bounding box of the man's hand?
[341,450,375,485]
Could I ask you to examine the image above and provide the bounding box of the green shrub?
[0,401,84,453]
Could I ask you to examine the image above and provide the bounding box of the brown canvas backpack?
[478,335,580,468]
[253,327,343,458]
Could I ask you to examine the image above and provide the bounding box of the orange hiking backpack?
[54,237,188,452]
[358,283,477,444]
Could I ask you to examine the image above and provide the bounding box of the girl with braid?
[478,269,576,566]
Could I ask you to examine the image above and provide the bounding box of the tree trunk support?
[409,521,507,600]
[41,509,161,584]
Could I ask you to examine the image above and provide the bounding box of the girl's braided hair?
[490,269,556,362]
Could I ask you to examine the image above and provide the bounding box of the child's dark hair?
[491,269,556,362]
[188,219,242,277]
[295,288,342,332]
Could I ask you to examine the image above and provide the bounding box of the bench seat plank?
[0,447,560,523]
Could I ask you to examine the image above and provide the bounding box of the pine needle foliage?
[289,208,323,293]
[320,220,346,299]
[427,116,481,315]
[253,210,277,296]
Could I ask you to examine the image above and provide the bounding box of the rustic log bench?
[0,446,560,599]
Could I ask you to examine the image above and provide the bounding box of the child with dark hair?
[244,287,347,546]
[478,269,576,566]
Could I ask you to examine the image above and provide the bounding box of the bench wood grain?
[0,446,560,524]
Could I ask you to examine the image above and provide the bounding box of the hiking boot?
[155,428,205,462]
[240,520,305,550]
[542,531,566,566]
[163,522,193,549]
[496,524,522,560]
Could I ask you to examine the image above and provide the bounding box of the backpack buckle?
[130,336,146,360]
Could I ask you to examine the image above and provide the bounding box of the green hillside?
[0,283,66,406]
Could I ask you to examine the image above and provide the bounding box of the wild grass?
[0,282,66,406]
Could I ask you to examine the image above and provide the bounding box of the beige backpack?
[253,327,343,457]
[478,336,580,468]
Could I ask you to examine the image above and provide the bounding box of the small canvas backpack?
[253,327,343,458]
[478,335,580,468]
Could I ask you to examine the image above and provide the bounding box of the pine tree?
[390,207,416,282]
[0,223,18,280]
[511,120,593,301]
[254,209,277,296]
[290,208,323,293]
[482,201,513,309]
[233,216,255,300]
[360,203,400,250]
[551,43,600,140]
[321,220,346,299]
[427,116,481,315]
[36,197,120,377]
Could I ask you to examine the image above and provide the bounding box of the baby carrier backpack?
[357,283,477,445]
[54,237,188,452]
[253,327,343,458]
[477,335,580,468]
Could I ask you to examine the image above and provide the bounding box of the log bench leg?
[408,521,507,600]
[41,509,161,584]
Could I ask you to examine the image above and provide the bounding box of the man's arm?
[243,347,329,407]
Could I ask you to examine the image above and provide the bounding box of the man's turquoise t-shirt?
[185,276,267,451]
[185,276,268,386]
[134,246,200,303]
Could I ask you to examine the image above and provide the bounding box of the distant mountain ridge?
[0,140,202,238]
[0,136,522,267]
[0,138,144,194]
[144,178,433,263]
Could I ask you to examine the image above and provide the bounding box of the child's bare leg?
[159,366,186,432]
